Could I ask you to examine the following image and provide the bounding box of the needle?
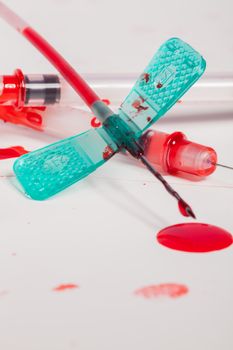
[214,163,233,171]
[140,155,196,219]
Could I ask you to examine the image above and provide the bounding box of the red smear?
[134,283,188,299]
[177,100,182,103]
[147,116,151,122]
[103,145,114,160]
[91,117,101,128]
[141,73,150,83]
[157,223,233,253]
[53,284,78,292]
[132,99,148,112]
[156,82,163,89]
[0,146,28,160]
[102,99,110,105]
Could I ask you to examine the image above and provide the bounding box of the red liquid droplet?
[157,223,233,253]
[141,73,150,83]
[102,145,114,160]
[91,117,101,128]
[0,146,28,160]
[156,82,163,88]
[134,283,188,299]
[102,98,110,105]
[178,199,195,218]
[53,284,78,292]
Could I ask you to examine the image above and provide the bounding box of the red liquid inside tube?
[142,130,217,177]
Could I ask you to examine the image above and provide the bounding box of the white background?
[0,1,232,349]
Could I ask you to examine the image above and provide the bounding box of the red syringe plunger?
[142,130,217,177]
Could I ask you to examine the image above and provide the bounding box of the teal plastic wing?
[13,127,118,200]
[119,38,206,137]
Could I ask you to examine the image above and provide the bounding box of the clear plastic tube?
[0,3,232,109]
[61,74,233,108]
[0,71,232,108]
[0,2,28,32]
[0,73,232,134]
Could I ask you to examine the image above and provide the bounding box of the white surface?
[0,1,232,350]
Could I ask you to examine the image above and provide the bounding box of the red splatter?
[177,100,182,103]
[91,117,101,128]
[156,82,163,89]
[147,116,151,122]
[103,145,114,160]
[157,223,233,253]
[0,146,28,160]
[132,99,148,112]
[102,98,110,105]
[134,283,188,299]
[141,73,150,83]
[53,284,78,292]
